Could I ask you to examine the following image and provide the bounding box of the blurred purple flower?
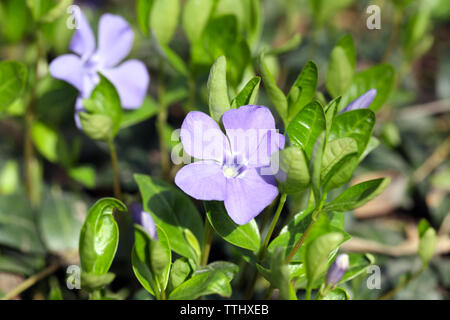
[49,9,149,127]
[326,253,349,286]
[130,203,158,241]
[175,105,285,225]
[340,89,377,113]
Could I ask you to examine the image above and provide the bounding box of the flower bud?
[130,203,158,241]
[326,254,349,286]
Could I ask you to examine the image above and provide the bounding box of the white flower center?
[223,166,238,178]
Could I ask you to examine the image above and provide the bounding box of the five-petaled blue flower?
[175,105,285,225]
[49,9,149,127]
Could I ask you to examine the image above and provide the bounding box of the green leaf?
[268,209,348,262]
[322,287,350,300]
[230,76,260,108]
[31,121,70,165]
[167,257,195,293]
[150,0,180,45]
[81,272,115,292]
[79,198,126,275]
[271,248,297,300]
[81,74,122,141]
[160,44,188,76]
[339,253,375,284]
[320,137,358,186]
[0,194,45,254]
[287,101,326,160]
[205,201,260,252]
[260,55,288,124]
[132,224,171,295]
[48,277,63,300]
[340,64,395,112]
[287,61,318,121]
[182,0,215,44]
[418,219,437,265]
[0,160,19,195]
[183,228,201,264]
[68,165,96,189]
[120,97,158,129]
[274,147,310,194]
[168,261,238,300]
[266,34,302,56]
[0,0,31,43]
[329,109,376,155]
[38,189,84,253]
[0,61,27,110]
[324,178,390,212]
[207,56,230,122]
[326,35,356,97]
[134,174,203,260]
[136,0,154,36]
[305,232,345,286]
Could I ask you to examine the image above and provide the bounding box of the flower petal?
[74,96,85,129]
[70,9,96,58]
[96,14,134,68]
[222,105,277,160]
[102,60,149,109]
[180,111,229,162]
[175,161,227,201]
[224,168,279,225]
[341,89,377,113]
[248,131,286,168]
[49,54,84,91]
[130,203,158,240]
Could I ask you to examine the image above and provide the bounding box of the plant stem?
[24,29,44,206]
[108,140,121,200]
[285,195,326,264]
[305,283,312,300]
[156,58,170,180]
[1,262,60,300]
[379,265,426,300]
[89,290,102,300]
[246,194,288,299]
[201,218,214,266]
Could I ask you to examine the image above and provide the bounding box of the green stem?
[305,283,312,300]
[285,194,326,264]
[108,140,121,200]
[246,194,288,299]
[200,218,214,266]
[89,290,102,300]
[379,265,426,300]
[156,58,170,180]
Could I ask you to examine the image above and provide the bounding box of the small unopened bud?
[326,254,349,286]
[130,203,158,241]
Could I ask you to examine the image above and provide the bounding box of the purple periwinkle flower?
[340,89,377,113]
[326,253,349,286]
[130,203,158,240]
[49,9,149,126]
[174,105,285,225]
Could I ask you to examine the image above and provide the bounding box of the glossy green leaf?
[339,253,375,284]
[79,198,126,275]
[207,56,230,122]
[274,147,310,194]
[326,35,355,97]
[320,137,358,185]
[136,0,153,36]
[287,101,326,160]
[150,0,179,45]
[271,248,297,300]
[132,224,171,296]
[81,74,122,141]
[260,54,288,124]
[81,272,115,292]
[305,232,345,286]
[134,174,203,260]
[287,61,318,120]
[230,76,260,108]
[168,261,238,300]
[205,201,260,252]
[0,61,27,110]
[167,257,195,293]
[340,64,395,112]
[324,178,390,212]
